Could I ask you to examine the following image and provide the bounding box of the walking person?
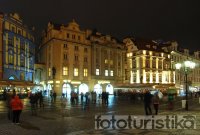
[144,90,153,115]
[6,93,13,120]
[153,93,159,115]
[10,95,23,124]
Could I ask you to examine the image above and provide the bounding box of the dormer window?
[146,45,150,48]
[153,46,157,49]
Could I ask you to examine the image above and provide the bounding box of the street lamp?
[175,60,196,111]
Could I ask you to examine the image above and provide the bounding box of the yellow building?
[38,20,126,96]
[123,37,175,90]
[171,48,200,94]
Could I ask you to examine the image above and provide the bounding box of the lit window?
[110,70,114,76]
[105,70,108,76]
[96,69,100,75]
[74,68,79,76]
[105,59,108,64]
[8,50,14,64]
[48,68,51,77]
[84,68,88,77]
[63,67,68,75]
[110,60,113,65]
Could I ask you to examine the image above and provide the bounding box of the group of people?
[143,90,160,115]
[29,91,44,115]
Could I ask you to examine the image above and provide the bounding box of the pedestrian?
[10,95,23,124]
[168,93,174,110]
[6,92,13,120]
[144,90,153,115]
[53,91,57,103]
[29,93,37,115]
[153,93,159,115]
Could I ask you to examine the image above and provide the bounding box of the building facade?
[0,13,35,93]
[123,38,175,90]
[38,20,126,96]
[169,45,200,95]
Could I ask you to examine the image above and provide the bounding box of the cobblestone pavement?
[0,96,200,135]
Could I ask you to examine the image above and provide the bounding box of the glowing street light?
[175,60,196,111]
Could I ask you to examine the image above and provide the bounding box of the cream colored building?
[38,20,126,96]
[170,47,200,94]
[123,38,175,89]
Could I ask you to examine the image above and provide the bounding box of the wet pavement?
[0,96,200,135]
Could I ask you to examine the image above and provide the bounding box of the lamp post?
[175,61,196,111]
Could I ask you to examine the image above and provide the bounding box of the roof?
[125,37,172,53]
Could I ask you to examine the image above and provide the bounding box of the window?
[110,60,113,65]
[75,55,79,61]
[64,54,68,60]
[18,29,22,35]
[63,44,68,49]
[84,68,88,77]
[66,33,69,38]
[84,57,87,62]
[20,72,25,80]
[84,48,88,53]
[105,59,108,64]
[20,53,25,67]
[8,37,13,45]
[74,68,79,76]
[63,67,68,75]
[96,59,99,63]
[72,34,75,39]
[75,46,79,51]
[110,70,114,76]
[96,69,100,75]
[8,50,14,64]
[11,26,15,32]
[48,68,51,77]
[105,70,109,76]
[78,36,81,40]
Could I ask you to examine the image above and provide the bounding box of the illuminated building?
[123,37,175,89]
[38,20,125,96]
[169,42,200,95]
[0,13,35,93]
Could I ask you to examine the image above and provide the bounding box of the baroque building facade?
[37,20,125,96]
[123,38,175,90]
[0,13,35,93]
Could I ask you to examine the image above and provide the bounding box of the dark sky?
[0,0,200,51]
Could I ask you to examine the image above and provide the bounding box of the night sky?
[0,0,200,51]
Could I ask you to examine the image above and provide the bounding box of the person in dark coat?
[144,90,153,115]
[152,93,160,115]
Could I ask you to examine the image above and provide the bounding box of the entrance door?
[106,84,113,94]
[94,84,102,94]
[79,83,89,94]
[62,83,72,98]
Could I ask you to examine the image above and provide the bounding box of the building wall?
[39,21,126,95]
[0,13,3,79]
[2,13,35,82]
[171,51,200,89]
[124,38,175,86]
